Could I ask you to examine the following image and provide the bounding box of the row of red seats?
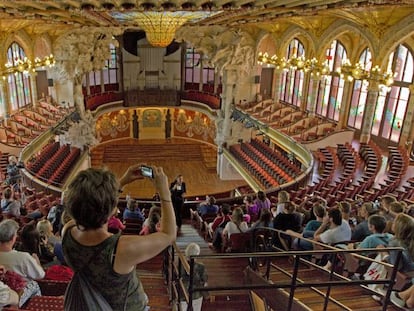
[48,148,81,187]
[230,144,280,189]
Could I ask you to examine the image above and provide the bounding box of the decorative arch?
[275,25,317,59]
[317,21,375,63]
[377,14,414,68]
[33,35,53,58]
[3,30,33,61]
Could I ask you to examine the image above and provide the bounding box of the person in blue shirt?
[197,196,219,217]
[356,214,393,250]
[123,199,145,221]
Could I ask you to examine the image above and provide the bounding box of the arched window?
[7,42,32,111]
[315,40,347,121]
[371,44,413,143]
[280,38,305,107]
[348,48,372,129]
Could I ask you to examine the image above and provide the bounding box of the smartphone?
[140,165,154,178]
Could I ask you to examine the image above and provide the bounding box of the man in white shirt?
[0,219,45,280]
[314,208,352,245]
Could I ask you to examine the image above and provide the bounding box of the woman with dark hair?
[170,174,186,230]
[249,208,273,231]
[62,165,176,311]
[16,222,55,266]
[140,205,161,235]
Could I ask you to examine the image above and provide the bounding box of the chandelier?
[134,12,205,47]
[3,54,55,78]
[258,52,329,76]
[337,60,394,89]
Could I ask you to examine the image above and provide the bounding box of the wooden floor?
[90,138,247,198]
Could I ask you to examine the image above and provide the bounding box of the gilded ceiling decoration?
[0,0,411,39]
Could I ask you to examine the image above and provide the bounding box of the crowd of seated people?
[186,184,414,307]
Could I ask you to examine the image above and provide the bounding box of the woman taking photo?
[62,164,176,311]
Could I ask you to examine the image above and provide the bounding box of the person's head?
[221,204,231,215]
[392,213,414,241]
[185,242,201,259]
[338,201,350,215]
[3,188,12,200]
[389,201,405,214]
[243,196,253,205]
[127,199,138,211]
[20,223,42,256]
[149,211,161,233]
[208,196,216,205]
[277,190,290,203]
[257,191,267,202]
[231,207,244,224]
[380,195,397,209]
[8,156,17,165]
[360,202,377,218]
[313,203,326,219]
[328,208,342,226]
[283,202,296,214]
[175,175,184,183]
[367,215,387,233]
[65,168,119,230]
[36,219,53,237]
[0,219,19,243]
[258,208,272,225]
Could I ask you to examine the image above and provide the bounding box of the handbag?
[363,253,388,294]
[64,271,113,311]
[64,246,113,311]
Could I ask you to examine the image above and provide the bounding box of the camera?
[140,165,154,178]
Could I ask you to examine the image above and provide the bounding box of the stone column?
[399,84,414,149]
[29,72,38,107]
[0,80,9,119]
[100,70,105,93]
[336,79,352,129]
[272,68,283,104]
[308,76,321,116]
[360,80,380,144]
[199,58,204,92]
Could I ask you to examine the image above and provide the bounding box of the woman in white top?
[223,207,249,239]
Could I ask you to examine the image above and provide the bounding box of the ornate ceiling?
[0,0,412,37]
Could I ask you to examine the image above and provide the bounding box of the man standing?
[170,175,186,230]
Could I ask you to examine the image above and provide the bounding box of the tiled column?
[360,80,379,144]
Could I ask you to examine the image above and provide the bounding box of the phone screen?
[141,166,154,178]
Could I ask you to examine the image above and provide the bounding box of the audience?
[197,196,219,217]
[123,199,145,221]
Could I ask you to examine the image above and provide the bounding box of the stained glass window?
[371,44,412,143]
[315,40,347,121]
[348,48,372,129]
[281,38,305,107]
[7,42,32,111]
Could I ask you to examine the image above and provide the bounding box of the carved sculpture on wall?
[176,26,256,76]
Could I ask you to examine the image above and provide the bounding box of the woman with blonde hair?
[222,207,248,240]
[274,190,290,216]
[387,213,414,272]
